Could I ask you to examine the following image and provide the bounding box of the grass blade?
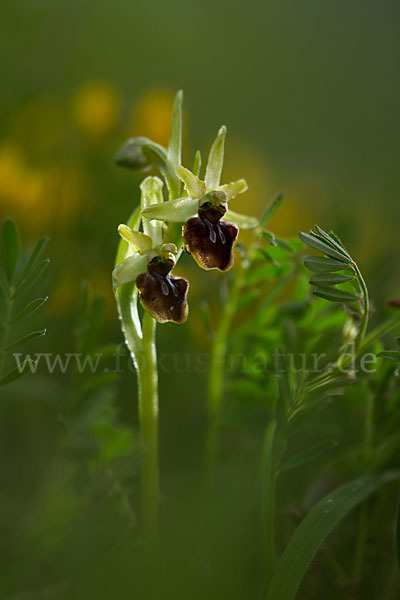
[260,194,284,228]
[266,471,400,600]
[279,439,337,473]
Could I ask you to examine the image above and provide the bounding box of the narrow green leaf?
[167,89,183,170]
[10,297,48,324]
[266,471,400,600]
[205,125,226,190]
[0,359,37,387]
[314,225,351,259]
[309,273,355,286]
[299,232,350,263]
[280,439,337,473]
[377,350,400,362]
[17,236,49,285]
[304,256,352,273]
[313,287,360,303]
[262,231,277,246]
[6,329,46,351]
[260,194,284,227]
[13,259,50,298]
[1,218,19,282]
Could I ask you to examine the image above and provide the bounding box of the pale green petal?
[205,125,226,190]
[217,178,248,200]
[225,209,259,229]
[140,176,164,245]
[176,166,205,199]
[117,226,153,255]
[112,254,148,288]
[142,196,198,222]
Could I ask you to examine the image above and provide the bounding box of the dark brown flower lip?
[182,212,238,272]
[388,299,400,308]
[136,256,189,324]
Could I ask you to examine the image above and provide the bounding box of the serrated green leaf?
[313,287,360,303]
[13,259,49,298]
[309,273,355,286]
[6,329,46,351]
[10,297,48,324]
[1,218,19,282]
[0,359,37,387]
[299,232,350,263]
[266,471,400,600]
[16,236,49,285]
[280,439,337,473]
[260,194,284,227]
[377,350,400,362]
[304,256,352,273]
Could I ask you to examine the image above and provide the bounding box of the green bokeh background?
[1,1,399,598]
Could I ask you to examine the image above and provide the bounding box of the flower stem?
[116,284,159,547]
[352,392,374,586]
[262,419,278,587]
[137,312,159,548]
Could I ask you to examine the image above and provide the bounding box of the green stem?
[116,284,159,547]
[354,265,370,353]
[263,420,278,587]
[352,392,374,584]
[137,312,159,548]
[206,237,257,477]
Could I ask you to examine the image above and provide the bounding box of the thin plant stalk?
[137,312,159,547]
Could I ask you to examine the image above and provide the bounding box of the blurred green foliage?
[1,1,400,598]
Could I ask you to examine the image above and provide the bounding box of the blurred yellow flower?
[0,142,85,236]
[130,89,185,148]
[72,81,121,138]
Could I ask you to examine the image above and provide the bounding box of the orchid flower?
[112,176,189,324]
[141,126,259,271]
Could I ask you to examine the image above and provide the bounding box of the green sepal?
[112,254,149,288]
[225,209,259,229]
[142,197,198,223]
[205,125,226,190]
